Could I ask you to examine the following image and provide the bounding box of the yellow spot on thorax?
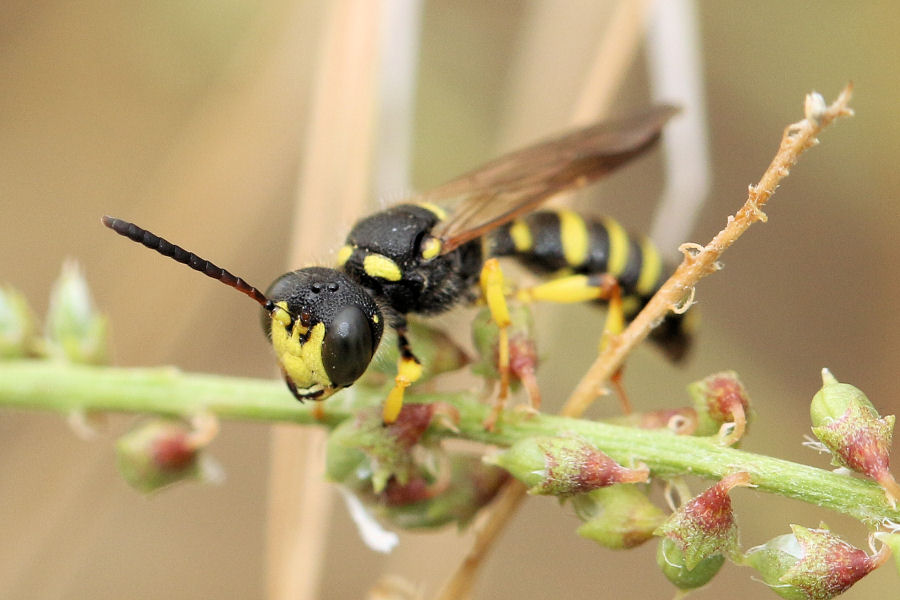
[509,219,533,252]
[421,236,442,260]
[415,201,448,221]
[336,245,353,267]
[602,217,629,276]
[363,253,403,282]
[558,209,589,267]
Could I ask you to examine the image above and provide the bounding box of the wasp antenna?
[101,215,276,312]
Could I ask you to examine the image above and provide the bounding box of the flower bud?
[574,485,666,549]
[688,371,751,444]
[874,531,900,578]
[326,403,453,493]
[115,416,219,493]
[0,285,38,358]
[44,261,109,364]
[655,472,750,570]
[471,304,541,407]
[657,536,725,590]
[488,435,648,497]
[810,369,899,507]
[744,524,887,599]
[376,454,509,530]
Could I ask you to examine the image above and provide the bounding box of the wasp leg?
[517,273,632,413]
[383,327,423,424]
[596,277,633,414]
[479,259,512,430]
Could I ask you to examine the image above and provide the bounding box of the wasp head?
[263,267,384,400]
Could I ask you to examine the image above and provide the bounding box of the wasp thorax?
[263,267,384,397]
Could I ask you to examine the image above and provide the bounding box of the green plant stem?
[2,359,898,525]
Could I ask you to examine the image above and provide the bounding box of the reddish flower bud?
[656,472,751,570]
[115,415,219,493]
[489,436,648,497]
[574,485,666,549]
[688,371,751,444]
[811,369,899,507]
[471,304,541,410]
[343,454,508,531]
[744,525,889,599]
[326,403,454,493]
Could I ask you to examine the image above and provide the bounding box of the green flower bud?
[574,485,666,549]
[375,455,509,530]
[874,532,900,578]
[116,417,219,493]
[0,285,38,358]
[810,369,899,506]
[488,435,648,497]
[44,261,109,364]
[656,472,750,570]
[688,371,751,444]
[471,304,538,385]
[744,525,884,600]
[657,536,725,590]
[326,403,450,493]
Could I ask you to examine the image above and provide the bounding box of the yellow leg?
[516,272,619,304]
[597,280,634,414]
[383,328,423,424]
[480,259,512,402]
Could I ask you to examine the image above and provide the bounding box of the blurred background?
[1,1,898,598]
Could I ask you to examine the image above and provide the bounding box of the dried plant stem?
[434,85,854,600]
[563,84,854,417]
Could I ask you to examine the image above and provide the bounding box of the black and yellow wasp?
[103,105,689,423]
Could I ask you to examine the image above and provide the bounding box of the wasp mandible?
[103,105,689,423]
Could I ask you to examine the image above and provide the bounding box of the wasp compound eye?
[261,267,384,398]
[322,306,375,387]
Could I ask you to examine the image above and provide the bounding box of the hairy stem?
[2,359,897,525]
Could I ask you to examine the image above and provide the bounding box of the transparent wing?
[422,105,680,254]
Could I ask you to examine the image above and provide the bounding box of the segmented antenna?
[101,216,277,315]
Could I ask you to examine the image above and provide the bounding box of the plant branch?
[435,85,855,599]
[2,359,897,527]
[564,84,854,416]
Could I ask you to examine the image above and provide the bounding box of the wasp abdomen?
[490,209,691,361]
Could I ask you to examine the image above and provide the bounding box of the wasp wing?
[422,105,679,254]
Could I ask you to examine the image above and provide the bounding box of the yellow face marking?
[509,219,533,252]
[336,245,353,267]
[272,301,292,327]
[558,209,589,267]
[270,318,331,391]
[421,236,442,260]
[635,237,663,297]
[363,253,403,282]
[602,217,629,277]
[416,201,447,221]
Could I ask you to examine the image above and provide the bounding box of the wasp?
[103,105,689,423]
